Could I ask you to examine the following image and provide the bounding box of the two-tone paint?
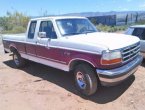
[2,16,143,86]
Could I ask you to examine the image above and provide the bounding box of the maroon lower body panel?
[3,40,123,70]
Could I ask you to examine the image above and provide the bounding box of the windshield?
[56,18,98,36]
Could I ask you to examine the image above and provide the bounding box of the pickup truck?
[2,16,143,96]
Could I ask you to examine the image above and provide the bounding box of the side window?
[132,28,144,39]
[39,21,57,39]
[28,21,37,39]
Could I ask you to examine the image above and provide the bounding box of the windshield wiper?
[63,32,82,36]
[82,30,96,34]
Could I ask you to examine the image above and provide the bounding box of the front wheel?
[13,51,26,68]
[74,64,98,96]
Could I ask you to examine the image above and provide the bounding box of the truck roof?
[31,16,87,21]
[130,25,145,28]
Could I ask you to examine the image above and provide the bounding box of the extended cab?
[2,16,143,96]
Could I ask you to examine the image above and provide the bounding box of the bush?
[2,26,26,34]
[96,24,128,32]
[96,20,145,33]
[12,26,26,33]
[0,11,29,34]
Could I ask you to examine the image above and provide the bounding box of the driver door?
[35,20,62,63]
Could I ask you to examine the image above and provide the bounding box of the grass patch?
[97,24,128,32]
[96,20,145,33]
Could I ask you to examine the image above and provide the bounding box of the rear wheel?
[13,51,26,68]
[74,64,98,96]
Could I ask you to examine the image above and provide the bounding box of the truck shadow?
[3,60,135,104]
[141,59,145,67]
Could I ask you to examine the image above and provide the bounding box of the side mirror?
[38,32,47,38]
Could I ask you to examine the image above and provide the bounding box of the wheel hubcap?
[14,54,19,65]
[76,72,86,89]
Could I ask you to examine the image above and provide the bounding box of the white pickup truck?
[2,16,143,96]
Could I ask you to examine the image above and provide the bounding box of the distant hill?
[62,11,145,17]
[32,11,145,18]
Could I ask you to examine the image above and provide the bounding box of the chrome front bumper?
[97,55,143,86]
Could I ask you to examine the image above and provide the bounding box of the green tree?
[0,17,9,30]
[0,11,30,34]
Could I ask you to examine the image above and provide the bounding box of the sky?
[0,0,145,16]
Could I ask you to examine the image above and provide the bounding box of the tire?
[13,51,26,68]
[74,64,98,96]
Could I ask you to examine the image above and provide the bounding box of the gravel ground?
[0,44,145,110]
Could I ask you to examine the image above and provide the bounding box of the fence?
[88,12,145,26]
[88,15,116,26]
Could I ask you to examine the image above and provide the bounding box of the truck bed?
[2,33,26,42]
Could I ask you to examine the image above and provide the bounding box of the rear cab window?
[28,21,37,39]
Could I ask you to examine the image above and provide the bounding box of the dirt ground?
[0,44,145,110]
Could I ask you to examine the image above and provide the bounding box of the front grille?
[122,42,140,62]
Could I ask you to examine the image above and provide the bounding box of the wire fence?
[88,12,145,26]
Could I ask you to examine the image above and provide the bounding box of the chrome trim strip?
[19,51,26,54]
[36,55,67,64]
[36,43,48,47]
[25,42,37,45]
[20,53,69,71]
[20,52,66,64]
[20,53,28,59]
[27,53,36,56]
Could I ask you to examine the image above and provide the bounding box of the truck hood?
[52,32,140,55]
[62,32,140,50]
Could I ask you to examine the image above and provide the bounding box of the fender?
[69,58,96,68]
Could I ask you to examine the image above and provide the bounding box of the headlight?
[101,50,122,65]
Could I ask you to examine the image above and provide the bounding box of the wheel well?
[69,60,95,71]
[10,46,17,53]
[70,60,101,85]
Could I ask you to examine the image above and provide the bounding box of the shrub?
[12,26,26,33]
[0,11,29,34]
[96,24,128,32]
